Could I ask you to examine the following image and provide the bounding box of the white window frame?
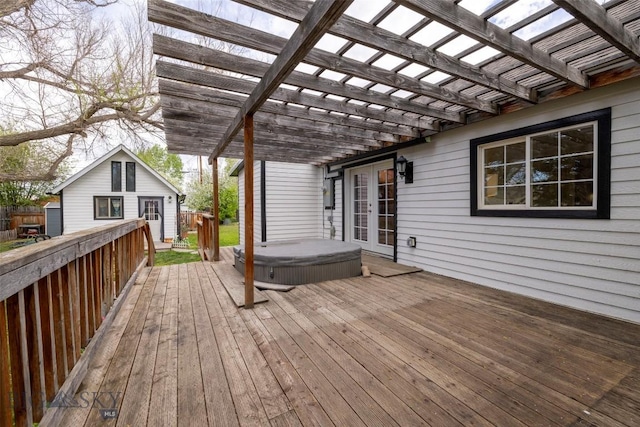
[477,121,598,211]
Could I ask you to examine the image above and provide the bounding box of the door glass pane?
[353,173,368,242]
[377,168,394,246]
[144,201,159,221]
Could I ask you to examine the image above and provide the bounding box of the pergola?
[149,0,640,306]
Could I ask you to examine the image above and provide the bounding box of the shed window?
[470,108,611,219]
[111,161,122,192]
[126,162,136,192]
[94,196,123,219]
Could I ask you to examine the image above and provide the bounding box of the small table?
[18,224,44,238]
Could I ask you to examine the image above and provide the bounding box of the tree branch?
[0,0,36,18]
[0,99,162,146]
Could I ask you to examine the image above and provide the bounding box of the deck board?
[176,263,208,425]
[55,247,640,426]
[147,263,178,427]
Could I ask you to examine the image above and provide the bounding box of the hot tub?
[233,239,362,285]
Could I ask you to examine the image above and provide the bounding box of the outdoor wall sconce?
[396,155,414,184]
[168,195,173,203]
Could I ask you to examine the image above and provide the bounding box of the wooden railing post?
[212,157,220,261]
[143,222,155,266]
[196,219,204,261]
[0,300,14,427]
[7,292,31,426]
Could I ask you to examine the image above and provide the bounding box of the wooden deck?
[56,248,640,426]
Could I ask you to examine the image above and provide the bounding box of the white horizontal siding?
[396,77,640,324]
[237,161,262,245]
[61,151,177,241]
[323,178,343,240]
[264,162,322,241]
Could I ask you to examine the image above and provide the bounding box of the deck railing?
[0,218,153,427]
[196,213,215,261]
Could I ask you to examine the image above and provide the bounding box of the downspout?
[59,191,64,235]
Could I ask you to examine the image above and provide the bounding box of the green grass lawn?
[0,239,33,253]
[0,240,16,253]
[219,223,239,246]
[153,250,201,266]
[186,223,239,248]
[155,223,239,266]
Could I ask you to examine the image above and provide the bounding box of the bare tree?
[0,0,161,181]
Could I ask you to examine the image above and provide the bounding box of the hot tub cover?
[233,239,361,267]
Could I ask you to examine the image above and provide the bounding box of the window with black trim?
[111,161,122,192]
[126,162,136,192]
[470,108,611,219]
[94,196,123,219]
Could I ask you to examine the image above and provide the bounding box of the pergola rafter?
[149,0,497,114]
[552,0,640,64]
[149,0,640,164]
[395,0,589,88]
[233,0,536,101]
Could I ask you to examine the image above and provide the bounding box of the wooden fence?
[0,218,154,427]
[0,206,45,232]
[0,229,17,243]
[180,211,203,231]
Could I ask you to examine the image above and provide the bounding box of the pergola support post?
[244,114,254,309]
[212,157,220,261]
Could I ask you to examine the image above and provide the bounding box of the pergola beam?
[156,63,434,131]
[396,0,588,88]
[552,0,640,64]
[209,0,354,162]
[163,122,361,157]
[160,94,396,144]
[165,134,341,163]
[159,80,420,138]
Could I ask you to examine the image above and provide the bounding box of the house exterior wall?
[322,178,343,240]
[395,77,640,323]
[264,162,323,241]
[238,161,323,244]
[61,151,177,241]
[238,161,262,245]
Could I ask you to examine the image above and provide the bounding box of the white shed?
[51,145,183,243]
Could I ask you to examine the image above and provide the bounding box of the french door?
[347,160,395,257]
